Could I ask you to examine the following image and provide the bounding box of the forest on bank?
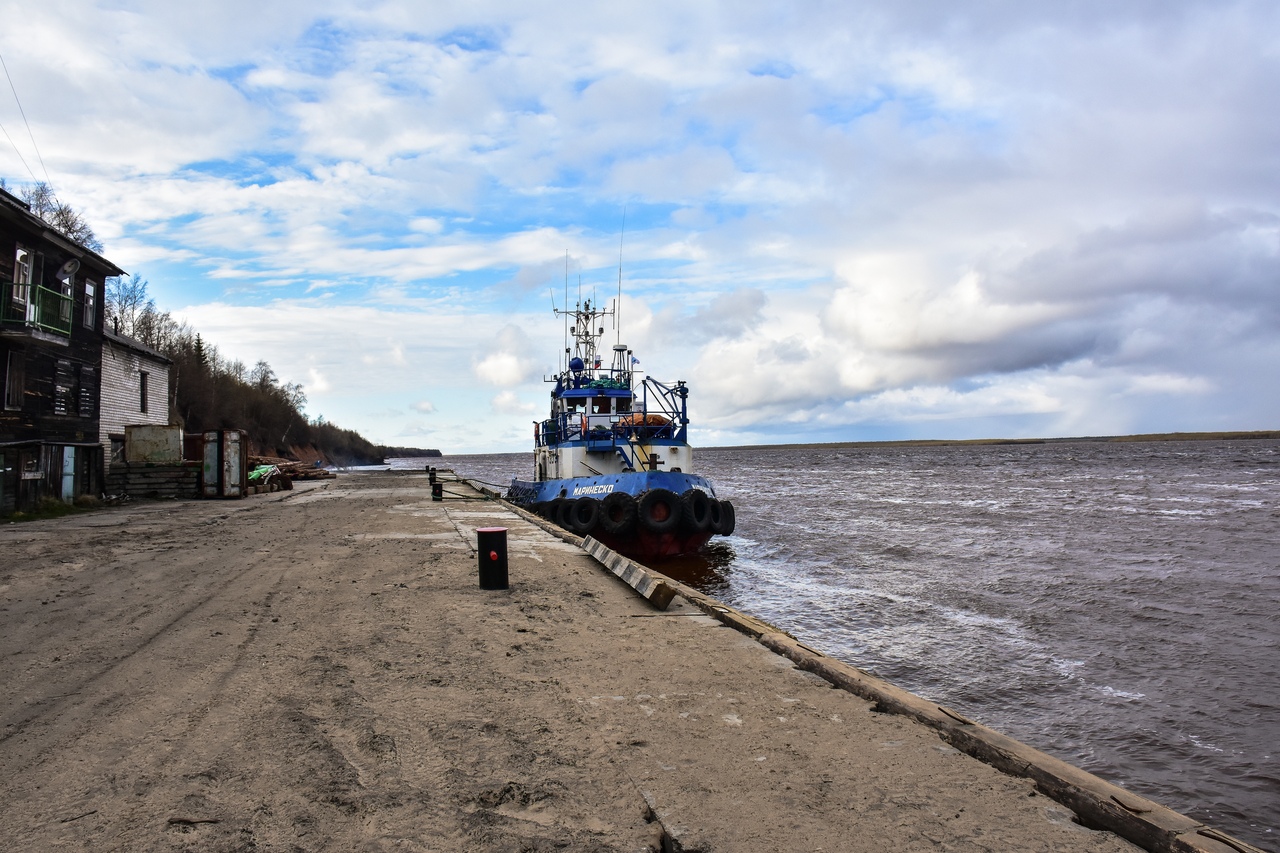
[105,275,383,465]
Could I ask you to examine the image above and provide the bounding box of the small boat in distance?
[506,297,735,560]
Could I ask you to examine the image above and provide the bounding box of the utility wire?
[0,49,50,186]
[0,117,37,183]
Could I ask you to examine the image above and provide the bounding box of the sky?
[1,1,1277,453]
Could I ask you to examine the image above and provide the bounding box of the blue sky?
[2,1,1277,452]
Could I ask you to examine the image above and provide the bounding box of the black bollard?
[477,527,509,589]
[428,467,437,483]
[431,482,443,501]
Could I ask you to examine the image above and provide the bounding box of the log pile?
[249,455,336,481]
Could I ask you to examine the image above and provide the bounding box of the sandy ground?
[0,471,1141,852]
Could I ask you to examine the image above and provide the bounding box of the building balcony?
[1,277,72,338]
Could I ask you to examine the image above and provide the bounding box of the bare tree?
[20,181,104,252]
[249,360,277,390]
[105,274,154,337]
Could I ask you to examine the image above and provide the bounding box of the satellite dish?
[57,259,80,279]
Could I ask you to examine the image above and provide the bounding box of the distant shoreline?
[703,429,1280,453]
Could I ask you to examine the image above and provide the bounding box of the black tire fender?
[600,491,638,535]
[711,499,736,535]
[707,498,723,531]
[569,497,600,535]
[557,498,579,529]
[680,489,712,532]
[638,488,681,535]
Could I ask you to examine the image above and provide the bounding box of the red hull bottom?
[588,528,714,561]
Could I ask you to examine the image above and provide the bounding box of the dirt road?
[0,472,1140,851]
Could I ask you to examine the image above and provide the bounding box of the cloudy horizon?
[2,1,1276,452]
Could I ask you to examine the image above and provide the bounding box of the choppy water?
[407,440,1280,849]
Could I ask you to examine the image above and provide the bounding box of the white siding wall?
[100,339,170,460]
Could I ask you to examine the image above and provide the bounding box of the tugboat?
[506,297,735,559]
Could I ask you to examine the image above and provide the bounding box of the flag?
[631,355,640,367]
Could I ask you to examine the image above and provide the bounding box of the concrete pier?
[0,471,1255,851]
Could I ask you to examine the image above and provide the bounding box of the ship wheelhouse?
[531,300,692,485]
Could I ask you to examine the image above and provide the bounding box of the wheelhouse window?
[139,370,149,413]
[83,281,96,329]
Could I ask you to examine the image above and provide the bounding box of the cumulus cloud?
[473,324,538,386]
[4,1,1277,448]
[491,390,536,415]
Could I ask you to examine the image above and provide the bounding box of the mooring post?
[431,482,443,501]
[429,467,437,483]
[477,527,509,589]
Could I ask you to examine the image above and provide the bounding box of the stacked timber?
[106,463,201,499]
[248,455,336,481]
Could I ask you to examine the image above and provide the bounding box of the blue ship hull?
[507,470,716,505]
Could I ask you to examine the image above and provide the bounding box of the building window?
[54,359,74,415]
[4,350,23,410]
[140,371,149,413]
[12,245,32,306]
[84,281,96,329]
[79,365,96,417]
[55,265,73,326]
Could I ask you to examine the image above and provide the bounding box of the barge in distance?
[506,297,735,560]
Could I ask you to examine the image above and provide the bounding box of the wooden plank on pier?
[581,536,677,611]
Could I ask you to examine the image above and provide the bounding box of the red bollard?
[477,527,508,589]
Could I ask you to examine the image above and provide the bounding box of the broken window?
[79,365,96,417]
[4,350,23,411]
[54,359,74,415]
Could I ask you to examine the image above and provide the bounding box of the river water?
[404,439,1279,849]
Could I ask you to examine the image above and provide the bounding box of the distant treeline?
[106,276,385,466]
[378,446,443,458]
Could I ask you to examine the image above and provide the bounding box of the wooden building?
[1,187,125,513]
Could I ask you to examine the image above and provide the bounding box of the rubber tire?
[546,498,565,523]
[569,497,600,535]
[556,498,578,530]
[707,498,723,531]
[638,488,681,535]
[680,489,712,532]
[600,492,637,535]
[711,499,736,536]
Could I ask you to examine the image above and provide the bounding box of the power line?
[0,117,38,183]
[0,48,50,186]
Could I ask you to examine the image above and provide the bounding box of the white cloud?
[491,390,536,415]
[473,324,538,386]
[2,1,1277,449]
[307,367,331,393]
